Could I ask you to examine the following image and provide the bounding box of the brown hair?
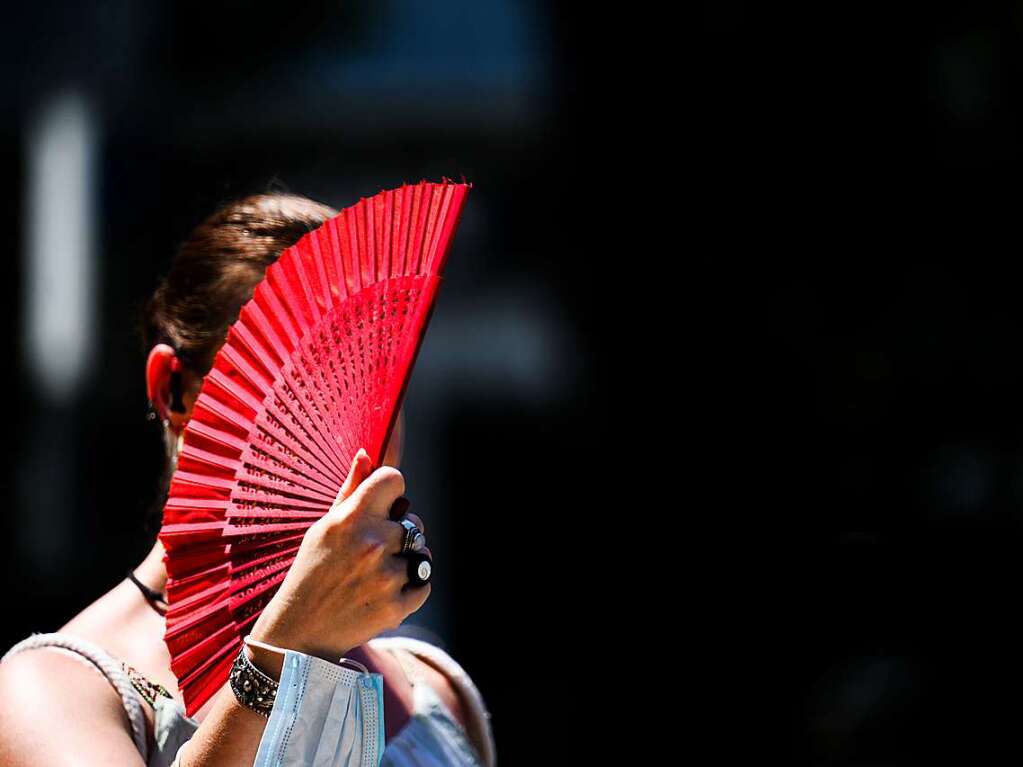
[138,192,338,534]
[141,192,338,377]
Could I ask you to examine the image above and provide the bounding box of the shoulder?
[0,646,146,766]
[0,645,124,716]
[367,637,469,724]
[368,636,495,765]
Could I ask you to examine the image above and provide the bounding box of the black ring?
[406,552,432,587]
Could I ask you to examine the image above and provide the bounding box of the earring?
[147,400,172,430]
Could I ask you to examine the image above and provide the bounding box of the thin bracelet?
[243,635,371,674]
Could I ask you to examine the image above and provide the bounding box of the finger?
[387,518,428,557]
[332,448,373,508]
[397,548,433,586]
[345,465,406,520]
[384,550,413,580]
[400,579,432,615]
[388,518,407,556]
[388,496,411,522]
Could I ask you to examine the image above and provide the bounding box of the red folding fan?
[158,179,470,716]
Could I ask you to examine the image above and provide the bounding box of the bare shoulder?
[402,649,496,764]
[0,647,146,766]
[368,642,474,732]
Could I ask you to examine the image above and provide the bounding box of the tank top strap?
[2,631,149,758]
[388,645,425,688]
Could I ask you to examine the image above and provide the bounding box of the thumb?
[331,448,373,510]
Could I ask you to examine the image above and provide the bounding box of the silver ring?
[398,518,427,556]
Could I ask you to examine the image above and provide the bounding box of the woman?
[0,193,496,766]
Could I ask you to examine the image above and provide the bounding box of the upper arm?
[404,652,494,765]
[406,654,471,731]
[0,649,147,767]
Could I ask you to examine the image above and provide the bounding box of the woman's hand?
[245,449,432,677]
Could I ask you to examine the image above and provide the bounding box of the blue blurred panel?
[291,0,548,105]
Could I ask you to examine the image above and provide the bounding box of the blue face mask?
[252,648,385,767]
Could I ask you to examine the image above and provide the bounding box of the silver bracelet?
[229,644,279,718]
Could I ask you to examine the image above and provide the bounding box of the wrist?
[249,616,356,666]
[243,642,285,683]
[228,644,280,719]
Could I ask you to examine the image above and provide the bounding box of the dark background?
[20,1,1023,764]
[694,2,1023,764]
[0,2,627,763]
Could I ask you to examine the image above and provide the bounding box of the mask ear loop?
[244,635,372,675]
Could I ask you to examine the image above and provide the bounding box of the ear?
[146,343,182,423]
